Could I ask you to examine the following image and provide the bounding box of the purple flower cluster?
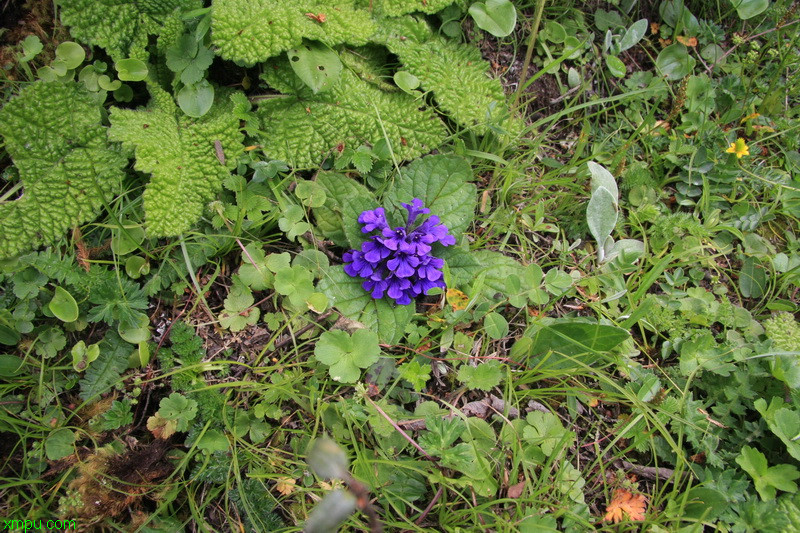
[343,199,456,305]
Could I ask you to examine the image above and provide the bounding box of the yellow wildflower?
[726,138,750,158]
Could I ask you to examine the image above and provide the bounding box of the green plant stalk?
[512,0,547,113]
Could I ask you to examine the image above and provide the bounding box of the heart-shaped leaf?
[469,0,517,37]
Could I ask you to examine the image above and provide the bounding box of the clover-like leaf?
[457,360,503,391]
[736,445,800,500]
[157,392,198,433]
[108,84,243,237]
[399,360,431,392]
[314,329,380,383]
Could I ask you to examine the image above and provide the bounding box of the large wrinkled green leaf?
[384,155,476,239]
[109,85,243,236]
[257,63,446,168]
[0,82,126,259]
[212,0,375,65]
[59,0,201,60]
[317,267,413,344]
[377,18,510,136]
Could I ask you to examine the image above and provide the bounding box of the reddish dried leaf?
[507,481,525,499]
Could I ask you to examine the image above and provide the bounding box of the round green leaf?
[125,255,150,279]
[45,428,76,460]
[98,74,122,91]
[56,42,85,70]
[0,354,25,377]
[469,0,517,37]
[655,43,695,80]
[732,0,769,19]
[484,312,509,340]
[287,41,343,94]
[177,80,215,118]
[49,286,79,323]
[605,55,627,78]
[111,224,145,255]
[116,58,148,81]
[114,83,134,102]
[393,71,420,94]
[543,21,566,43]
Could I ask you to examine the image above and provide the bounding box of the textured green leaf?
[384,154,476,239]
[377,18,509,135]
[0,82,126,259]
[317,267,413,344]
[619,19,648,52]
[257,64,446,168]
[59,0,201,60]
[109,85,244,236]
[312,172,376,247]
[587,186,618,256]
[373,0,461,16]
[211,0,375,66]
[469,250,527,299]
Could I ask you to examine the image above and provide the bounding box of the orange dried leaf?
[676,35,698,47]
[650,22,660,34]
[604,489,647,523]
[275,477,297,496]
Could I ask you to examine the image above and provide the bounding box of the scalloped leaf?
[384,154,476,239]
[317,266,413,344]
[59,0,202,60]
[108,86,244,236]
[256,64,446,168]
[0,82,126,259]
[211,0,376,66]
[377,18,509,135]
